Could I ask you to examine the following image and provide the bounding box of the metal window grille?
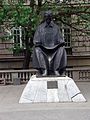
[60,19,72,48]
[63,27,71,47]
[11,26,25,48]
[62,27,72,54]
[59,16,72,54]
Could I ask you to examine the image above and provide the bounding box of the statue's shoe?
[42,70,48,77]
[54,71,60,76]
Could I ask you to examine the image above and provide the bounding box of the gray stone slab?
[47,89,59,102]
[58,80,71,102]
[19,80,47,103]
[66,78,86,102]
[72,94,86,102]
[34,81,47,102]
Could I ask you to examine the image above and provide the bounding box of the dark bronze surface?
[32,10,67,76]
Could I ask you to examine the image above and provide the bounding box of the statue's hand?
[35,42,42,47]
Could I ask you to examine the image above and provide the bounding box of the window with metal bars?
[59,16,72,55]
[61,27,72,55]
[12,27,23,47]
[11,26,26,55]
[63,27,71,47]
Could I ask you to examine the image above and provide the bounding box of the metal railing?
[0,68,90,85]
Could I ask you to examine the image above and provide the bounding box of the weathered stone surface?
[19,75,86,103]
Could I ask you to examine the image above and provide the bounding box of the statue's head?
[44,10,53,25]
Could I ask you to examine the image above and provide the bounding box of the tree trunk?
[23,28,30,69]
[23,49,31,69]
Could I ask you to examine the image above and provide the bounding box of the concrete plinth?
[19,75,86,103]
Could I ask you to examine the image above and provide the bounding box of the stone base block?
[19,75,86,103]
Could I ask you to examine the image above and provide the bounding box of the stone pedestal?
[19,75,86,103]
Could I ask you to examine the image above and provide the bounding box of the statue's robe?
[32,21,67,75]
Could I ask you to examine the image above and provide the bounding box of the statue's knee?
[35,47,41,53]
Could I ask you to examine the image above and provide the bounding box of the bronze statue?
[32,10,67,76]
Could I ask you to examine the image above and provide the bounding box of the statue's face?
[45,15,52,25]
[44,11,52,25]
[44,10,52,25]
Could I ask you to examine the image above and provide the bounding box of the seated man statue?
[32,10,67,76]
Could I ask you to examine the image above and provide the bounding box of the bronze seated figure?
[32,11,67,76]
